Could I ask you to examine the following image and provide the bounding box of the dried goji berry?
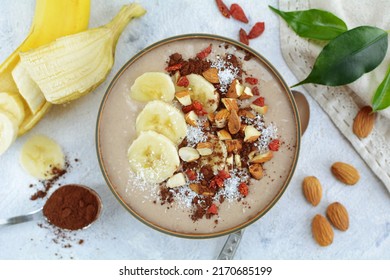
[215,177,224,188]
[182,104,193,114]
[252,97,265,107]
[252,86,260,96]
[248,22,265,39]
[192,101,207,116]
[269,139,280,151]
[245,77,258,85]
[218,170,231,179]
[196,44,212,60]
[177,76,189,87]
[207,204,218,215]
[239,28,249,45]
[230,4,249,23]
[165,63,183,72]
[238,182,249,196]
[185,169,197,181]
[215,0,230,18]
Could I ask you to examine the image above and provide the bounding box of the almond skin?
[331,162,360,185]
[353,106,376,138]
[326,202,349,231]
[302,176,322,206]
[312,214,334,247]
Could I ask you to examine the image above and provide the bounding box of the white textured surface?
[0,0,389,260]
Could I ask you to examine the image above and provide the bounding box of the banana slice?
[0,111,18,155]
[130,72,175,102]
[128,131,180,184]
[200,138,227,174]
[136,100,187,145]
[12,63,45,114]
[186,74,219,113]
[0,92,25,125]
[20,135,65,180]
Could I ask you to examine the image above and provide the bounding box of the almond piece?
[239,86,254,100]
[225,139,242,153]
[234,154,242,168]
[217,129,232,140]
[189,183,201,194]
[331,162,360,185]
[175,90,192,106]
[249,163,263,179]
[185,110,199,126]
[312,214,334,247]
[250,151,273,163]
[244,125,261,142]
[207,112,215,123]
[251,104,268,115]
[215,109,230,128]
[222,98,239,111]
[166,173,187,188]
[228,109,241,134]
[179,147,200,162]
[202,67,219,83]
[226,153,234,169]
[326,202,349,231]
[226,79,244,98]
[238,108,255,119]
[196,142,214,156]
[353,106,376,138]
[302,176,322,206]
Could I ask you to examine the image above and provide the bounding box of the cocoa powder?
[43,184,101,230]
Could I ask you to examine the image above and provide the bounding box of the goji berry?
[245,77,258,85]
[215,177,224,188]
[252,97,265,107]
[218,170,231,179]
[196,44,212,60]
[269,139,280,151]
[230,4,249,23]
[177,76,189,87]
[239,28,249,45]
[248,22,265,39]
[215,0,230,18]
[252,86,260,96]
[238,182,249,196]
[193,101,207,116]
[165,63,182,72]
[185,169,197,181]
[207,204,218,215]
[182,104,193,114]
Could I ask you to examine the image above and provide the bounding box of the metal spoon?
[0,184,102,229]
[217,90,310,260]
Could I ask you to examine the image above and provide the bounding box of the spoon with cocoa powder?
[0,184,102,230]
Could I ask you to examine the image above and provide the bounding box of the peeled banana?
[136,100,187,145]
[20,135,65,180]
[19,3,146,105]
[130,72,175,102]
[128,131,180,184]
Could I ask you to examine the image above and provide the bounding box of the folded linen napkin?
[279,0,390,191]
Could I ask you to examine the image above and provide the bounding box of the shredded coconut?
[211,55,239,92]
[186,120,207,146]
[215,170,249,202]
[255,123,278,152]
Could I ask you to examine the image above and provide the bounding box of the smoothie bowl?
[96,34,300,238]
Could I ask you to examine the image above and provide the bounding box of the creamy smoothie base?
[98,36,299,236]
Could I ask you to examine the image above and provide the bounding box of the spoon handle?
[0,208,43,226]
[217,229,245,260]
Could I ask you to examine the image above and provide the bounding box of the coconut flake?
[211,55,239,93]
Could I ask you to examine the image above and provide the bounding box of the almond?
[326,202,349,231]
[312,214,334,247]
[238,108,255,119]
[302,176,322,206]
[185,110,199,126]
[226,79,244,98]
[222,98,239,111]
[228,109,241,134]
[234,154,242,169]
[207,112,215,123]
[249,163,263,180]
[244,125,261,142]
[331,162,360,185]
[215,109,230,128]
[239,86,254,100]
[226,153,234,169]
[202,67,219,83]
[189,183,201,194]
[175,90,192,106]
[250,104,268,115]
[196,142,214,156]
[225,139,242,153]
[166,173,186,188]
[217,129,232,140]
[353,106,376,138]
[178,147,200,162]
[250,151,273,163]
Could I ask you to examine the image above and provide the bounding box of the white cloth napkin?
[279,0,390,191]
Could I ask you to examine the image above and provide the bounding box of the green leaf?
[269,6,347,40]
[372,64,390,111]
[294,26,388,87]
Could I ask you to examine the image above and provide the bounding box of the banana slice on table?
[0,92,25,125]
[130,72,175,102]
[0,111,18,155]
[20,135,65,180]
[12,63,45,114]
[186,74,219,113]
[136,100,187,145]
[128,131,180,184]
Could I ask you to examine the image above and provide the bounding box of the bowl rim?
[96,33,301,239]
